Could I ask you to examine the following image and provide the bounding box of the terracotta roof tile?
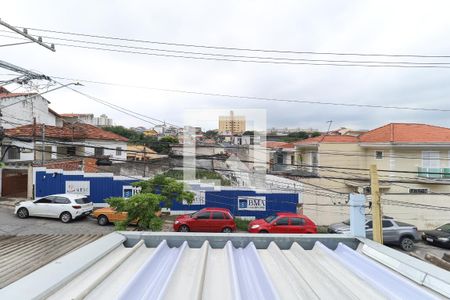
[0,92,36,99]
[262,141,295,148]
[5,123,128,142]
[359,123,450,143]
[294,135,359,145]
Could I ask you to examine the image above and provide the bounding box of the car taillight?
[72,205,82,209]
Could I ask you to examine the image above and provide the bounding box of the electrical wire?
[2,30,450,67]
[2,32,450,68]
[52,75,450,113]
[14,25,450,59]
[6,136,449,211]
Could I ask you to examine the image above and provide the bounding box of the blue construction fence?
[170,189,300,218]
[34,169,301,217]
[34,168,137,204]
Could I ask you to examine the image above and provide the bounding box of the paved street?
[0,206,114,235]
[403,241,449,260]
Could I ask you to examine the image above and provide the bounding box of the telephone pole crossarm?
[0,19,55,52]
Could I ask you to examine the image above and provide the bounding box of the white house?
[0,87,62,128]
[4,123,128,163]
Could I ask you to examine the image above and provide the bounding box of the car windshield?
[343,219,350,225]
[264,215,277,223]
[190,210,203,218]
[437,224,450,233]
[75,197,91,204]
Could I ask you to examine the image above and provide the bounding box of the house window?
[67,147,76,156]
[7,147,20,160]
[375,151,383,159]
[116,147,122,156]
[94,147,104,157]
[409,188,428,194]
[291,155,295,165]
[422,151,440,169]
[276,152,284,164]
[310,151,319,173]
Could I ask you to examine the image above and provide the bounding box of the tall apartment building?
[218,111,246,134]
[61,113,113,127]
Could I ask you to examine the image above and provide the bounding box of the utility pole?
[143,146,146,178]
[41,124,45,165]
[33,117,36,160]
[370,164,383,244]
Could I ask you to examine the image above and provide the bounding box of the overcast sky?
[2,1,450,132]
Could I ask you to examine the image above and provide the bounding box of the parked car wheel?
[97,215,109,226]
[17,207,29,219]
[400,236,415,251]
[60,212,72,223]
[222,227,232,233]
[178,225,190,232]
[259,230,269,233]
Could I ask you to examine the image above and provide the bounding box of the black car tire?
[178,225,190,232]
[222,227,232,233]
[97,215,109,226]
[60,212,72,223]
[259,230,269,233]
[17,207,29,219]
[400,236,415,251]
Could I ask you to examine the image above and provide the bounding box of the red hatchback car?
[173,207,236,233]
[248,212,317,234]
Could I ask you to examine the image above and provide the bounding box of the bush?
[107,175,195,231]
[106,193,164,231]
[234,218,250,231]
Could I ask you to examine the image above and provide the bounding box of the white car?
[14,194,94,223]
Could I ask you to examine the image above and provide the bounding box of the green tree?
[310,131,321,137]
[106,194,163,231]
[103,126,144,143]
[151,136,178,153]
[107,175,194,231]
[133,174,193,207]
[281,131,310,142]
[204,129,219,139]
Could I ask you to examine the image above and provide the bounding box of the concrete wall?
[381,194,450,229]
[299,177,450,229]
[99,157,171,177]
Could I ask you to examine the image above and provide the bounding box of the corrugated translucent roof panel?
[0,233,447,300]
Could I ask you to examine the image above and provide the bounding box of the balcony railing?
[417,167,450,179]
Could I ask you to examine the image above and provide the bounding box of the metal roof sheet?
[0,234,102,289]
[1,233,448,300]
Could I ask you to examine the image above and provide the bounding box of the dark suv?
[328,216,420,251]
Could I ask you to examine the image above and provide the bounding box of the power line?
[14,25,450,59]
[52,75,450,113]
[53,81,180,128]
[10,133,450,184]
[2,30,450,67]
[2,32,450,68]
[5,135,450,211]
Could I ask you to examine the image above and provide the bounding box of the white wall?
[1,95,57,128]
[83,139,128,161]
[2,139,58,162]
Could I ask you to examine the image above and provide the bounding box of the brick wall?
[38,158,98,173]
